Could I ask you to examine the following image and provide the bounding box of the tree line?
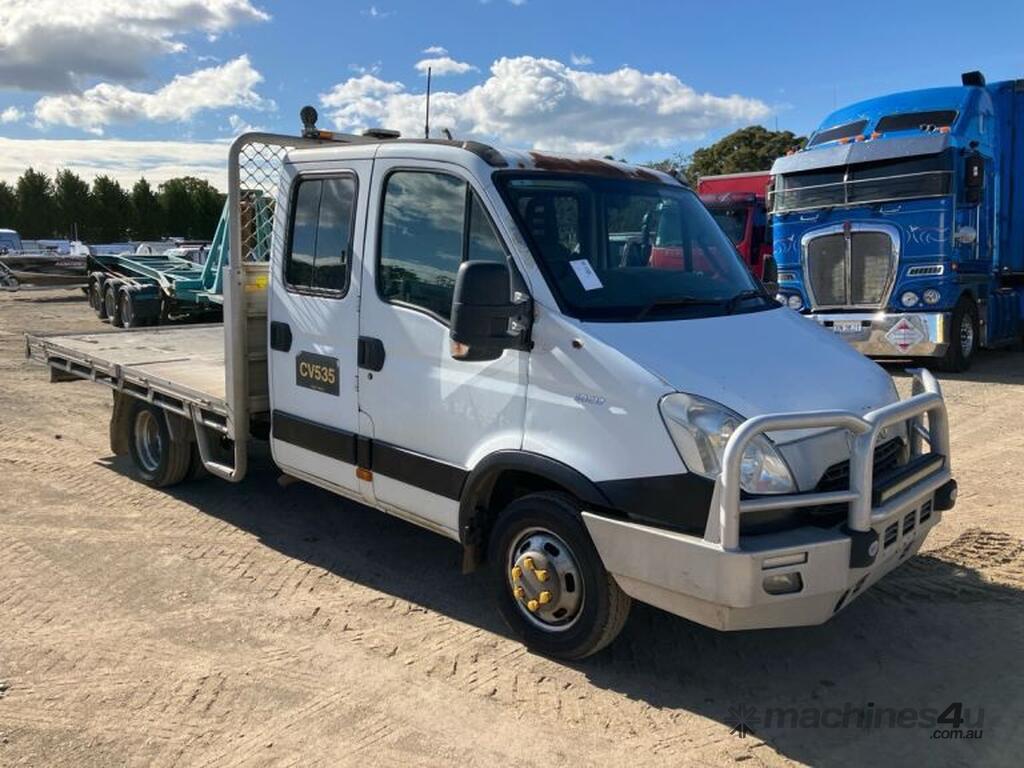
[647,125,806,185]
[0,169,226,243]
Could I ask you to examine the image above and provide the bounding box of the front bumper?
[583,370,954,631]
[810,311,951,357]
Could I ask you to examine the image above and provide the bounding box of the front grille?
[805,229,896,308]
[816,437,904,493]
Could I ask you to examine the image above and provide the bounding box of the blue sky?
[1,0,1022,186]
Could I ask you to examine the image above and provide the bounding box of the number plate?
[832,320,863,335]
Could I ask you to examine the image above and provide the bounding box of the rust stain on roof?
[527,152,669,183]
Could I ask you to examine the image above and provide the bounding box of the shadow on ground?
[99,444,1024,767]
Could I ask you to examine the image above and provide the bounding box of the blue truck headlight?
[660,393,796,494]
[787,294,804,310]
[900,291,919,307]
[923,288,940,305]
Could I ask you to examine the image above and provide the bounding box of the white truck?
[26,114,958,659]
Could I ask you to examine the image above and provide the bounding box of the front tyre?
[126,400,192,488]
[489,492,631,660]
[936,297,978,373]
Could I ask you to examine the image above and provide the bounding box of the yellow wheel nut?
[511,566,522,580]
[534,569,549,582]
[513,586,525,599]
[523,556,535,571]
[526,599,539,612]
[538,591,552,605]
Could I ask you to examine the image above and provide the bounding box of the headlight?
[923,288,940,305]
[787,294,804,310]
[901,291,919,307]
[659,393,796,494]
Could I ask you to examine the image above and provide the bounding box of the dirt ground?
[1,287,1022,767]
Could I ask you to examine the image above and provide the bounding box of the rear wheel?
[105,281,123,327]
[936,297,978,373]
[126,401,192,487]
[489,492,631,660]
[90,274,108,318]
[118,289,145,328]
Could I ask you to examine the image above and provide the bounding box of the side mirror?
[760,254,779,293]
[450,261,531,361]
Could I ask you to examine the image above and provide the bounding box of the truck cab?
[698,172,772,279]
[771,71,1024,371]
[28,120,958,659]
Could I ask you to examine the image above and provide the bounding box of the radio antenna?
[424,66,432,139]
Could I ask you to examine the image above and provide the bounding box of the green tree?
[0,182,16,230]
[15,168,55,238]
[90,175,131,242]
[159,176,225,239]
[679,126,805,186]
[53,169,92,241]
[130,178,163,240]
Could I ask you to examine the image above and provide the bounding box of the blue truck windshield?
[772,150,954,214]
[497,174,769,321]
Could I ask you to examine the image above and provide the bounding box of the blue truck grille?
[806,230,895,308]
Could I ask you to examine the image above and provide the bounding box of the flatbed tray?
[26,324,228,417]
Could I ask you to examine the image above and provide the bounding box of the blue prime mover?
[771,71,1024,371]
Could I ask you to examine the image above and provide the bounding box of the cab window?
[378,170,508,322]
[285,176,357,294]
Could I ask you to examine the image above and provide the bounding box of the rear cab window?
[285,176,358,295]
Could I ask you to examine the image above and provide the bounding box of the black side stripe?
[271,410,466,500]
[272,411,357,464]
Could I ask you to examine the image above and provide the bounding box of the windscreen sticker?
[569,259,603,291]
[296,351,339,395]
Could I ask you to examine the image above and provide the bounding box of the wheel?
[489,492,631,660]
[126,401,192,487]
[118,289,146,328]
[105,282,123,327]
[90,274,108,318]
[936,296,978,373]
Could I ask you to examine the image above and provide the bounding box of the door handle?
[270,321,292,352]
[358,336,386,372]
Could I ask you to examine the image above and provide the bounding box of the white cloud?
[1,106,25,124]
[570,53,593,67]
[0,136,230,188]
[414,56,478,77]
[0,0,268,92]
[422,46,448,56]
[362,5,393,19]
[320,56,769,156]
[33,56,273,135]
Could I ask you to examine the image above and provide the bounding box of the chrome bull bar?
[712,369,950,551]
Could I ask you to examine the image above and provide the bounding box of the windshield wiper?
[635,295,726,320]
[724,288,770,314]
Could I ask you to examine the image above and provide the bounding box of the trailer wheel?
[936,297,978,373]
[105,281,124,327]
[489,492,631,660]
[118,289,147,328]
[126,401,192,488]
[90,273,108,318]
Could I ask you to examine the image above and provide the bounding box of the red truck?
[698,171,771,278]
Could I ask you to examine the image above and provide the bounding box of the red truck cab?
[698,172,771,278]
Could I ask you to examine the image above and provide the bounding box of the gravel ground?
[1,287,1022,767]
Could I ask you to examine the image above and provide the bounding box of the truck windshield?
[772,150,954,214]
[708,207,748,244]
[497,174,768,321]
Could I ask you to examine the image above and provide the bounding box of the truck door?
[356,160,528,536]
[268,160,371,498]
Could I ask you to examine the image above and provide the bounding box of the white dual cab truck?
[27,118,958,659]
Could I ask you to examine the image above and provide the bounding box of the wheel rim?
[133,410,163,473]
[105,289,117,318]
[959,312,975,358]
[122,295,133,325]
[506,527,584,632]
